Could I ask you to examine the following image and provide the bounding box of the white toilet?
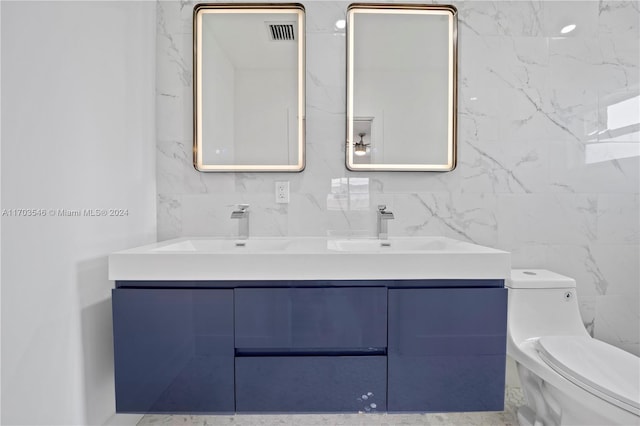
[507,269,640,426]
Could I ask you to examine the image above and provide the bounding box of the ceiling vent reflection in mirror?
[267,22,296,41]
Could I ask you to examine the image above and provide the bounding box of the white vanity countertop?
[109,237,510,281]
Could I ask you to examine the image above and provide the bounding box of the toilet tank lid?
[537,336,640,413]
[507,269,576,288]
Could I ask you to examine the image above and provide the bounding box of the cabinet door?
[388,287,507,412]
[112,289,234,413]
[236,356,386,412]
[235,287,387,351]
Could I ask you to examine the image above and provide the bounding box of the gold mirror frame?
[193,3,306,172]
[346,3,457,172]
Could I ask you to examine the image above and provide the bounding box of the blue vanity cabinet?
[111,280,507,414]
[387,287,507,412]
[112,288,234,413]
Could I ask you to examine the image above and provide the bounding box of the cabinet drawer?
[235,356,386,412]
[235,287,387,350]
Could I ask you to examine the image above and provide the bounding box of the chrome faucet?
[230,204,250,240]
[377,205,394,239]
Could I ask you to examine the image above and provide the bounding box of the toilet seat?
[536,336,640,415]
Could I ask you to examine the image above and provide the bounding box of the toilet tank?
[507,269,590,345]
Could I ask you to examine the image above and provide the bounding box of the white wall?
[235,69,297,164]
[200,17,298,166]
[355,69,449,164]
[157,0,639,356]
[0,2,3,421]
[1,2,156,425]
[353,11,450,164]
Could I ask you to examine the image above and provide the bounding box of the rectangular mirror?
[346,4,457,171]
[193,4,305,172]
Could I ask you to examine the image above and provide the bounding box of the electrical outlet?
[275,181,289,204]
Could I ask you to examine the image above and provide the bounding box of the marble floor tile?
[138,388,523,426]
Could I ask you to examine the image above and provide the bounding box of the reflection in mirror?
[588,93,640,164]
[194,4,305,172]
[347,4,457,171]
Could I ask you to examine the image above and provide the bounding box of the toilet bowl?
[507,269,640,426]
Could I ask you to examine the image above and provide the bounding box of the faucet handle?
[378,204,387,212]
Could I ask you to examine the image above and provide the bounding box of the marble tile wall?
[156,0,640,354]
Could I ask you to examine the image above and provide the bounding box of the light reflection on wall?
[587,94,640,164]
[327,178,370,211]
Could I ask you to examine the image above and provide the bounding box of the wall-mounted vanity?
[109,236,509,414]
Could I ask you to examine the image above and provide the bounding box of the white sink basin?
[109,236,510,281]
[153,238,292,252]
[327,237,454,252]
